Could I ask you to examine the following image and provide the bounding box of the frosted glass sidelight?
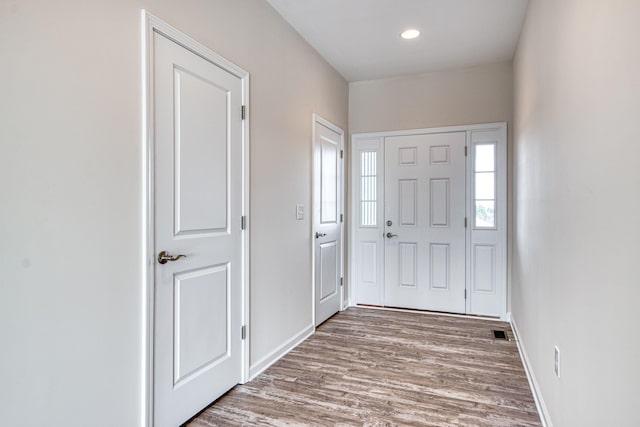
[475,144,495,172]
[475,201,495,228]
[360,151,377,227]
[474,142,497,228]
[475,172,495,200]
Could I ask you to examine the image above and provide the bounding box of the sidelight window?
[474,143,496,228]
[360,151,377,227]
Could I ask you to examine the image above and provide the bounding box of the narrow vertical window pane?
[474,142,496,228]
[475,144,495,172]
[360,151,377,227]
[361,202,376,226]
[475,201,495,228]
[475,172,495,200]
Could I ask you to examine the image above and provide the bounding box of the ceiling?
[266,0,529,82]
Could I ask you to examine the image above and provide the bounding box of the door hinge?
[464,289,467,299]
[464,217,467,228]
[241,215,247,230]
[241,105,246,120]
[241,325,246,340]
[464,146,468,156]
[340,277,344,287]
[340,213,343,223]
[340,150,344,159]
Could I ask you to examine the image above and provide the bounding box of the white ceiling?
[266,0,529,82]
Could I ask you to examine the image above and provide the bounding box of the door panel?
[153,30,243,427]
[320,242,338,300]
[321,139,338,224]
[399,242,417,287]
[173,264,229,386]
[384,132,466,313]
[314,119,343,326]
[430,244,450,290]
[174,67,229,234]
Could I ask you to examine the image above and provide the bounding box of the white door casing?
[313,115,344,326]
[384,132,466,313]
[144,13,249,427]
[350,123,507,319]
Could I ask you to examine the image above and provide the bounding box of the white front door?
[152,30,244,426]
[384,132,466,313]
[313,117,343,326]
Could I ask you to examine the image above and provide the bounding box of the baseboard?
[510,315,553,427]
[248,323,315,380]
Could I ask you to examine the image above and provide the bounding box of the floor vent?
[492,330,508,340]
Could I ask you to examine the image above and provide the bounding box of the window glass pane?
[361,151,376,176]
[475,172,495,200]
[360,151,377,227]
[475,144,495,172]
[361,177,376,201]
[475,201,495,228]
[361,201,376,226]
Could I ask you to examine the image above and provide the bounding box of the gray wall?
[512,0,640,425]
[0,1,347,425]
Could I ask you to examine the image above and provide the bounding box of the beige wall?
[0,1,347,426]
[349,61,513,134]
[348,61,514,310]
[512,0,640,425]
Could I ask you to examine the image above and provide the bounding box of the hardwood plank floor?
[188,307,541,426]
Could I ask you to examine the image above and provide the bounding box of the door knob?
[315,232,327,239]
[157,251,187,264]
[386,232,398,239]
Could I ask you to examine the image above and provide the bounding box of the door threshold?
[355,304,502,322]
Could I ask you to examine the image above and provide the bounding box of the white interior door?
[152,30,244,427]
[313,117,343,326]
[384,132,466,313]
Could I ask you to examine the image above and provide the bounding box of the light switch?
[296,204,304,220]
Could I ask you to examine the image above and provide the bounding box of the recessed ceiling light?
[400,29,421,40]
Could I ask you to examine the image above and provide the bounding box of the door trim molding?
[311,114,345,326]
[141,11,250,427]
[349,122,507,319]
[351,122,504,139]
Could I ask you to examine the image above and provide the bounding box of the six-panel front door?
[152,30,243,427]
[313,118,343,326]
[384,132,466,313]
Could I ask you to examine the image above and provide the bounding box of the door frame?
[141,11,250,427]
[311,114,345,326]
[349,122,507,319]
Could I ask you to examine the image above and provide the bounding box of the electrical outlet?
[554,346,560,378]
[296,204,304,220]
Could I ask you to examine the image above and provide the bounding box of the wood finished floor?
[187,308,541,426]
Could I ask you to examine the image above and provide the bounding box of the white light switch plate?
[296,204,304,220]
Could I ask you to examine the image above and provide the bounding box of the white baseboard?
[248,323,315,380]
[510,315,553,427]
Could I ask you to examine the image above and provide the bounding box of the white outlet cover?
[296,204,304,220]
[554,346,560,378]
